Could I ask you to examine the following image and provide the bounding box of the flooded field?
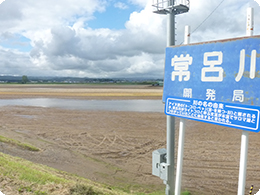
[0,98,163,112]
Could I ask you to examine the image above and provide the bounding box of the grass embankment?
[0,152,128,195]
[0,135,40,152]
[0,136,190,195]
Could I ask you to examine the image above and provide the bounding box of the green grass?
[70,184,100,195]
[0,152,129,194]
[0,153,66,184]
[135,190,190,195]
[0,151,191,195]
[182,191,191,195]
[0,135,40,151]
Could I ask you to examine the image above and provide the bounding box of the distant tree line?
[0,75,163,85]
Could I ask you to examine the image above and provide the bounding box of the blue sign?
[165,96,260,132]
[163,36,260,105]
[163,36,260,132]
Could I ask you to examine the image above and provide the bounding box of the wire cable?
[191,0,225,34]
[178,0,225,45]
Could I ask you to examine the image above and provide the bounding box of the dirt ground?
[0,85,260,194]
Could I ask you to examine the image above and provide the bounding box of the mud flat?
[0,84,162,99]
[0,85,260,194]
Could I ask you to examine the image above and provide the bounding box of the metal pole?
[175,25,190,195]
[184,25,190,45]
[167,9,175,46]
[174,119,185,195]
[166,2,176,194]
[237,131,249,195]
[237,7,253,195]
[166,115,175,195]
[246,7,254,36]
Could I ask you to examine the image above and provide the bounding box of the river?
[0,98,164,113]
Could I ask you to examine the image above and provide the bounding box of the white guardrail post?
[174,25,190,195]
[237,7,253,195]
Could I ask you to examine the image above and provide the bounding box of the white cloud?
[129,0,150,7]
[176,0,260,44]
[26,2,167,78]
[0,0,105,33]
[0,0,260,78]
[114,2,128,10]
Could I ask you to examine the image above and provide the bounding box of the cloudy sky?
[0,0,259,78]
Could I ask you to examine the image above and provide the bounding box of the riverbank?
[1,85,260,194]
[0,106,167,194]
[0,84,166,194]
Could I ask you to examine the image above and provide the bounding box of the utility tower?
[152,1,189,195]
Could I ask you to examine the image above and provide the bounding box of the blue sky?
[0,0,259,78]
[0,34,32,52]
[88,2,141,29]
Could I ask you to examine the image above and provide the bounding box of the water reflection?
[0,98,164,113]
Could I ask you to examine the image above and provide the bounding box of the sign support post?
[237,7,254,195]
[151,2,189,194]
[238,131,249,195]
[166,115,175,194]
[175,25,190,195]
[166,2,176,194]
